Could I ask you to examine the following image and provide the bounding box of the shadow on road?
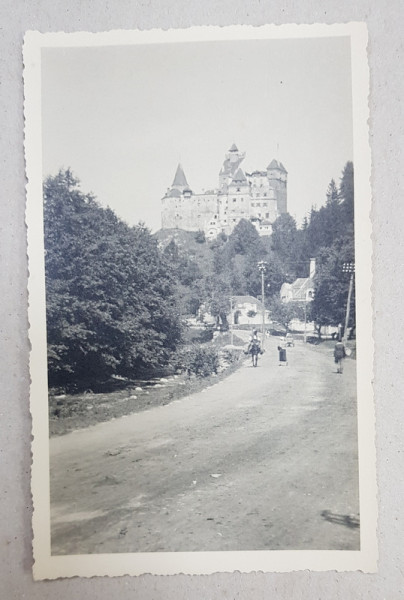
[321,510,360,529]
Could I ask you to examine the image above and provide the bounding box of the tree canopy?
[45,158,356,390]
[306,162,356,332]
[44,169,182,390]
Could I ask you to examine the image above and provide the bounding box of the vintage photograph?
[25,25,376,577]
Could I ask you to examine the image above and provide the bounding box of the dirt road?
[50,337,359,554]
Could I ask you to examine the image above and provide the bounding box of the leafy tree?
[230,218,263,256]
[269,297,305,332]
[310,236,355,337]
[162,237,205,315]
[205,276,231,327]
[44,169,182,390]
[270,213,303,278]
[195,229,206,244]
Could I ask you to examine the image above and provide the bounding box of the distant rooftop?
[233,295,264,309]
[172,163,189,188]
[231,167,247,183]
[267,159,287,173]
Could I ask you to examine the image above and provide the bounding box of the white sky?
[41,36,353,232]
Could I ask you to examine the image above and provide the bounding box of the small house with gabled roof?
[230,295,270,326]
[280,259,316,303]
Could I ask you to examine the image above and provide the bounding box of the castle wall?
[161,193,217,231]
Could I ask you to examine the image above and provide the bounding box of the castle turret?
[219,143,246,191]
[267,159,288,214]
[171,163,190,193]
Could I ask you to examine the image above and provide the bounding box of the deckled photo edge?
[24,23,376,580]
[23,32,53,578]
[350,24,378,570]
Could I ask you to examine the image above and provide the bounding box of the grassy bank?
[49,335,246,437]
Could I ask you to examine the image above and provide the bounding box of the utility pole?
[230,296,234,346]
[258,261,267,348]
[342,262,355,343]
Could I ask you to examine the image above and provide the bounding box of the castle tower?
[161,164,193,229]
[267,159,288,214]
[171,163,190,193]
[219,143,246,191]
[161,163,218,232]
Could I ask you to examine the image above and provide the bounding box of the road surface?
[50,337,359,554]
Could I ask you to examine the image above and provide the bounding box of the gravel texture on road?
[50,337,359,554]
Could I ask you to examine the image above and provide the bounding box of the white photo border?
[24,23,376,579]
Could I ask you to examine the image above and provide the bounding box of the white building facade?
[161,144,288,239]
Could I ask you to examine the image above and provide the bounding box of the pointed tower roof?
[267,159,280,170]
[229,143,239,152]
[172,163,189,189]
[232,167,247,183]
[267,159,287,173]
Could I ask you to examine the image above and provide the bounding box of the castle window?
[233,198,236,203]
[264,193,267,197]
[256,203,261,207]
[237,187,240,192]
[251,202,255,207]
[266,213,269,218]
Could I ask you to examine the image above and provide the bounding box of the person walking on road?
[278,339,288,366]
[247,329,261,367]
[334,340,346,374]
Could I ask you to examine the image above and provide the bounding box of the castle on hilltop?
[161,144,288,239]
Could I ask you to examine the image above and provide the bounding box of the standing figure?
[248,329,261,367]
[277,342,288,366]
[334,340,346,374]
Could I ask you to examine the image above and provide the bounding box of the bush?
[218,348,243,369]
[175,344,219,377]
[195,230,206,244]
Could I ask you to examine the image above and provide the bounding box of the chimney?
[310,258,316,279]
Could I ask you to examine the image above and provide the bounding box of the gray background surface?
[1,1,403,597]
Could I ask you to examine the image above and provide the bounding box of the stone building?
[161,144,288,239]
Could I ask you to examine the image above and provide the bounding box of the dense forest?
[157,161,355,333]
[44,162,354,390]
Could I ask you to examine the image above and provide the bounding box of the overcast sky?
[41,36,353,231]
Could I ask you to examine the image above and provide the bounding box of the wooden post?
[230,296,234,346]
[343,272,354,343]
